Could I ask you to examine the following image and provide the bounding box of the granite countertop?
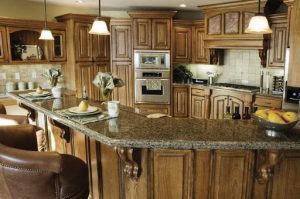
[7,91,300,150]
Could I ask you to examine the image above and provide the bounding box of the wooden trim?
[198,0,266,12]
[127,11,177,18]
[55,13,110,23]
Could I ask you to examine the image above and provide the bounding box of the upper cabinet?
[267,14,288,68]
[74,22,93,62]
[172,20,208,64]
[128,11,176,50]
[111,19,132,61]
[0,26,8,63]
[199,1,266,49]
[0,17,66,64]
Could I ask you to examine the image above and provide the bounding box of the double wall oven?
[134,50,170,104]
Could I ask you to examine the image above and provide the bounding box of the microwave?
[134,50,170,69]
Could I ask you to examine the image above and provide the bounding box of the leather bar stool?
[0,124,89,199]
[0,103,29,125]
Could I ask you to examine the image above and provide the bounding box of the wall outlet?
[15,72,20,80]
[0,73,6,80]
[32,71,37,79]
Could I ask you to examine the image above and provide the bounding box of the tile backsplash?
[184,49,284,89]
[0,64,63,94]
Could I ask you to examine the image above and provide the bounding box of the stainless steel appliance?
[134,50,170,104]
[134,50,170,69]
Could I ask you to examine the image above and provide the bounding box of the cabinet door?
[211,150,254,199]
[0,27,8,63]
[111,61,134,107]
[48,30,66,62]
[93,62,110,101]
[76,62,94,99]
[271,151,300,199]
[172,26,192,63]
[152,19,171,50]
[133,19,151,49]
[193,26,208,63]
[93,34,110,62]
[75,22,93,62]
[228,95,245,116]
[191,95,206,119]
[111,24,132,61]
[173,87,189,117]
[211,95,228,119]
[268,23,287,67]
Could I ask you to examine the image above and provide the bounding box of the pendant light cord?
[99,0,101,17]
[44,0,47,28]
[258,0,261,14]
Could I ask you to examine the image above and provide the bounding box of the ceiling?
[28,0,244,11]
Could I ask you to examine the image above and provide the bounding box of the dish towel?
[145,80,162,90]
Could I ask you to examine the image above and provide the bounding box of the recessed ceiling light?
[76,0,84,4]
[179,4,187,8]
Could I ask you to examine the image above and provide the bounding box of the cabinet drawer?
[254,97,282,109]
[191,88,205,96]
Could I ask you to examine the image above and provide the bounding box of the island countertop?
[7,91,300,150]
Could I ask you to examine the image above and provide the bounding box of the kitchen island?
[7,91,300,199]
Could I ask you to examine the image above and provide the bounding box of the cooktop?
[213,83,260,92]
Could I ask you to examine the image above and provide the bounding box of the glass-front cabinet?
[0,26,8,63]
[48,30,66,61]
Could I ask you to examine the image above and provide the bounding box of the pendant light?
[39,0,54,40]
[89,0,110,35]
[245,0,272,34]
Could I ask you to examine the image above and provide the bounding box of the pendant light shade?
[89,0,110,35]
[39,0,54,40]
[245,0,272,34]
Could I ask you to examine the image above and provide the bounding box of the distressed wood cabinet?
[254,95,282,109]
[48,30,66,62]
[190,87,211,119]
[128,11,176,50]
[268,14,288,67]
[173,85,189,117]
[193,21,208,63]
[112,61,134,107]
[0,26,8,63]
[74,22,93,62]
[110,20,132,61]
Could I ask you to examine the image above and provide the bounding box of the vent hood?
[198,0,268,49]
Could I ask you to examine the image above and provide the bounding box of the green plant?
[93,72,125,100]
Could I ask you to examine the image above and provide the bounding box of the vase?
[51,85,62,98]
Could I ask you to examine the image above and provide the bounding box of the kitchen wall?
[0,64,62,96]
[185,49,284,90]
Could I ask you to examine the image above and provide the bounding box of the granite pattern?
[7,91,300,150]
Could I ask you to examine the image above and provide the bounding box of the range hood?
[204,37,267,49]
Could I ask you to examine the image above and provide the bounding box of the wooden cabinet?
[93,34,110,62]
[128,11,176,50]
[190,87,211,119]
[173,86,189,117]
[152,19,171,50]
[111,20,132,61]
[211,89,253,119]
[172,24,192,63]
[0,26,8,63]
[172,20,208,64]
[268,14,288,67]
[111,62,134,107]
[133,18,170,50]
[76,62,109,101]
[254,95,282,109]
[48,30,66,62]
[133,19,152,49]
[75,22,93,62]
[135,104,170,115]
[211,150,254,199]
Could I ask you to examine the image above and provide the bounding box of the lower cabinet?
[190,87,211,119]
[173,86,189,117]
[111,61,134,107]
[75,62,109,101]
[135,103,170,115]
[254,95,282,109]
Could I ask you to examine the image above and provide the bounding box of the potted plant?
[93,72,125,117]
[42,68,62,98]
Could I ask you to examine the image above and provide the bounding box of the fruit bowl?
[252,114,299,137]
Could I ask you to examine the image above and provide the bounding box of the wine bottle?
[82,85,88,100]
[242,107,251,120]
[223,106,232,120]
[232,106,241,120]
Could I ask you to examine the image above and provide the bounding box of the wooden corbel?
[48,118,71,143]
[256,150,282,184]
[18,102,36,122]
[258,48,267,68]
[115,147,141,181]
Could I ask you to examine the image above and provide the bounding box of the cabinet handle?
[229,98,232,101]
